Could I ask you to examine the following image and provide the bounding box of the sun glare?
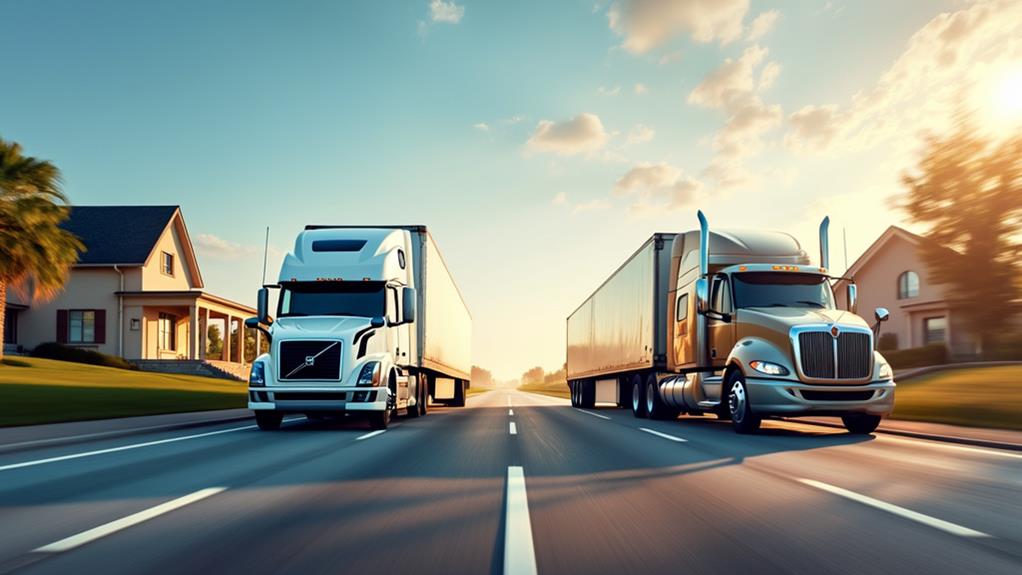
[990,65,1022,123]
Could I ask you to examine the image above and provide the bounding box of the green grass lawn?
[0,357,246,426]
[892,365,1022,430]
[519,367,1022,431]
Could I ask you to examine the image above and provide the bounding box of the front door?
[705,275,736,401]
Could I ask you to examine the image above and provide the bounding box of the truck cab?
[246,228,424,430]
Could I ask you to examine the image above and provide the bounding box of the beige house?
[835,226,977,356]
[3,206,258,378]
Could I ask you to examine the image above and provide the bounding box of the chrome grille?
[279,340,342,381]
[798,332,835,378]
[837,333,871,379]
[797,329,872,380]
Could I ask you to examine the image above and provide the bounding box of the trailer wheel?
[418,376,429,416]
[407,375,421,418]
[630,374,647,418]
[841,414,881,434]
[645,375,679,421]
[581,380,596,409]
[255,411,283,431]
[451,379,466,407]
[727,370,761,434]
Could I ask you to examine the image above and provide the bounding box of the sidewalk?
[798,416,1022,451]
[0,409,252,454]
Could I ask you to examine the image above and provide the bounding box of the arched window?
[898,271,919,299]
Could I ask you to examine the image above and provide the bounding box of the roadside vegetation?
[891,365,1022,430]
[516,365,568,399]
[0,356,245,426]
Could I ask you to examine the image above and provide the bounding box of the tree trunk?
[0,279,6,363]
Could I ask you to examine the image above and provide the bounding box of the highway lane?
[0,390,1018,574]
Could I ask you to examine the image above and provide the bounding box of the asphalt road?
[0,390,1020,574]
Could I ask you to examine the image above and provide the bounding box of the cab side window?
[711,276,732,314]
[387,287,400,325]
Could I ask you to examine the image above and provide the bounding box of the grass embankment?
[892,365,1022,430]
[0,357,246,427]
[519,366,1022,431]
[517,380,569,399]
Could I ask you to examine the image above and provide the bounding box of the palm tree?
[0,137,84,361]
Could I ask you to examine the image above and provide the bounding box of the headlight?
[878,362,893,380]
[357,362,382,387]
[249,362,265,386]
[749,360,789,376]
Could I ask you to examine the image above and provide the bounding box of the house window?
[161,252,175,276]
[924,316,947,345]
[898,271,919,299]
[158,313,176,350]
[3,309,18,345]
[68,310,96,343]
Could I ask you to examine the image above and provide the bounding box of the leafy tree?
[900,116,1022,352]
[471,365,494,387]
[520,366,544,385]
[207,324,223,357]
[0,137,83,361]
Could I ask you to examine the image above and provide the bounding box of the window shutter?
[56,310,68,343]
[95,310,107,344]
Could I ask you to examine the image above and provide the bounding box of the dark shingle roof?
[62,206,179,265]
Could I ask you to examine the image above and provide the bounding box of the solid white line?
[579,409,611,420]
[639,427,687,443]
[798,478,990,538]
[509,422,518,435]
[509,409,514,416]
[35,487,227,552]
[504,466,538,575]
[878,434,1022,460]
[356,430,387,441]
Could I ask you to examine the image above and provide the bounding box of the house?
[834,226,978,356]
[3,206,258,379]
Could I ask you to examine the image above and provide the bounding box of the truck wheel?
[451,379,466,407]
[255,411,283,431]
[842,414,881,434]
[569,381,577,407]
[407,376,421,418]
[727,371,761,434]
[581,380,596,408]
[630,374,648,418]
[645,375,679,421]
[418,377,429,416]
[368,409,390,430]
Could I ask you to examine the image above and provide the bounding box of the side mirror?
[875,307,890,323]
[256,287,272,325]
[245,316,272,343]
[846,283,858,314]
[401,287,417,324]
[695,278,709,314]
[371,316,386,329]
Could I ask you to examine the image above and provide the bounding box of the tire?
[569,381,578,407]
[580,380,596,409]
[407,376,421,418]
[726,370,761,434]
[368,408,390,430]
[630,374,648,418]
[418,376,429,416]
[645,375,679,421]
[255,411,283,431]
[842,414,881,434]
[451,379,466,407]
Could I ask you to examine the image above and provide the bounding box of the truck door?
[387,286,411,403]
[707,274,737,369]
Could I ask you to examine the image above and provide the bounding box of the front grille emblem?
[304,356,316,366]
[830,325,841,338]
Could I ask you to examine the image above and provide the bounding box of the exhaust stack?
[819,216,830,270]
[698,210,709,277]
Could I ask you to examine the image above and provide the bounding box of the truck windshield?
[278,281,386,318]
[732,273,836,310]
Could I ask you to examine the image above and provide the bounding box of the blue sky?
[3,0,1021,379]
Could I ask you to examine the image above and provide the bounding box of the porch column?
[201,307,210,360]
[224,314,233,363]
[189,304,199,360]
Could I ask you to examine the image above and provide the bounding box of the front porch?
[118,290,263,373]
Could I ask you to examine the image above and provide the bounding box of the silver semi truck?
[246,225,472,430]
[566,212,895,434]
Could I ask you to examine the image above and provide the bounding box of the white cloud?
[194,234,258,261]
[526,113,610,156]
[473,122,490,131]
[626,123,655,144]
[551,192,611,213]
[551,192,568,206]
[430,0,464,23]
[633,82,649,94]
[745,10,779,42]
[785,105,839,149]
[598,85,622,96]
[658,50,684,65]
[613,162,704,212]
[608,0,749,53]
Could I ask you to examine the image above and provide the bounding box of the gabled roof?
[836,225,958,289]
[63,205,180,265]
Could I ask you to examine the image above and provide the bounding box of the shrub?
[881,343,948,370]
[878,332,899,351]
[2,358,32,368]
[31,343,137,370]
[981,332,1022,361]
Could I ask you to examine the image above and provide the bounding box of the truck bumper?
[248,387,389,412]
[745,377,895,417]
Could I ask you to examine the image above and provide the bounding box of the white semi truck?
[246,226,472,430]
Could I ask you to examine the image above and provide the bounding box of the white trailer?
[246,225,472,430]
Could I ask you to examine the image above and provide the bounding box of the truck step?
[697,400,720,409]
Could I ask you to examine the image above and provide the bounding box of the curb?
[0,413,254,456]
[791,418,1022,452]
